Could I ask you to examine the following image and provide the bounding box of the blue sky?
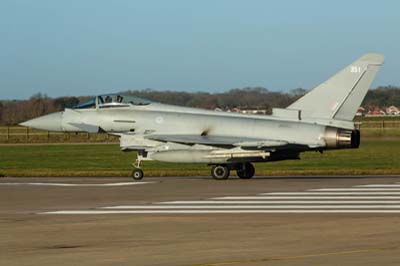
[0,0,399,99]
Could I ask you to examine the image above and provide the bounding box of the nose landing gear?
[132,168,144,180]
[131,158,144,181]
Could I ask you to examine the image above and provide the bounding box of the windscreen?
[73,95,152,109]
[73,98,96,109]
[98,95,152,107]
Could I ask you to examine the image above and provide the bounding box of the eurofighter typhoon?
[21,54,384,180]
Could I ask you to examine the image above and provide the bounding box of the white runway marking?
[42,210,400,214]
[160,200,400,204]
[355,184,400,188]
[214,196,400,200]
[0,182,153,187]
[39,182,400,215]
[308,188,400,191]
[261,192,400,195]
[101,205,400,209]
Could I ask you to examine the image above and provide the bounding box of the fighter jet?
[21,53,384,180]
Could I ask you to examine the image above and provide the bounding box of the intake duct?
[324,127,360,149]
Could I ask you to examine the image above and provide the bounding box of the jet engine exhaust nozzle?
[324,127,360,149]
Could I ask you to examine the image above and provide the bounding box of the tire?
[237,163,255,179]
[211,165,230,180]
[236,169,247,179]
[132,168,144,180]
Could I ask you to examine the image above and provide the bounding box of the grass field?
[0,139,399,177]
[360,128,400,138]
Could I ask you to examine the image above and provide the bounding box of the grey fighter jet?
[21,54,384,180]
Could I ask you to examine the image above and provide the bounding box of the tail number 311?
[350,66,362,73]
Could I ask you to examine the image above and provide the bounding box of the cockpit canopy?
[73,94,152,109]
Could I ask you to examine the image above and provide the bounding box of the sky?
[0,0,399,99]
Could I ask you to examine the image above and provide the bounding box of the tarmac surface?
[1,175,400,266]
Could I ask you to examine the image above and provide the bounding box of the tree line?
[0,86,399,126]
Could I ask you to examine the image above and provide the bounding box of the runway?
[1,175,400,265]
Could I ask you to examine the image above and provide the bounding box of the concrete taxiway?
[1,175,400,266]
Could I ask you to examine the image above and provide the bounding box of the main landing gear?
[211,165,230,180]
[211,163,255,180]
[131,158,255,181]
[131,158,144,181]
[236,162,255,179]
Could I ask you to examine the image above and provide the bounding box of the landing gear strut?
[236,162,255,179]
[131,158,144,181]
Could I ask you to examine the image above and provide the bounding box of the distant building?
[230,107,241,113]
[386,105,400,115]
[367,107,386,116]
[355,106,366,117]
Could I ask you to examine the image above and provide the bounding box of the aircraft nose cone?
[20,112,63,131]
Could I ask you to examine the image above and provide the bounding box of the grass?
[354,116,400,121]
[0,127,119,143]
[360,128,400,138]
[0,139,399,177]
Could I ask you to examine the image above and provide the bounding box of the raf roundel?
[155,116,164,124]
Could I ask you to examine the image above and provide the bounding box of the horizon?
[1,84,398,101]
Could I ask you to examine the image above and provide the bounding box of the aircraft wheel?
[132,168,144,181]
[211,165,230,180]
[237,163,255,179]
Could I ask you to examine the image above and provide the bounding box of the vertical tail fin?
[288,53,384,121]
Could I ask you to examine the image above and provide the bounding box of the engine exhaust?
[324,127,360,149]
